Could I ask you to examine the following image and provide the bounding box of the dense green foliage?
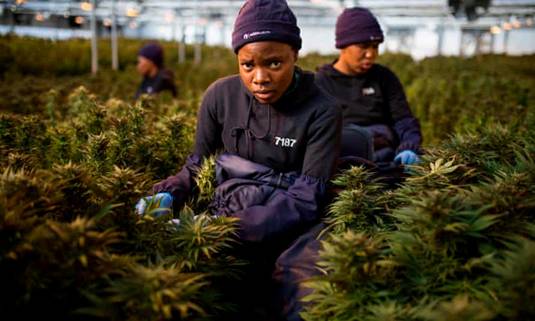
[0,36,534,321]
[303,121,534,321]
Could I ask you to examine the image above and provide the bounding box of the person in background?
[315,7,422,166]
[135,1,342,320]
[135,42,177,99]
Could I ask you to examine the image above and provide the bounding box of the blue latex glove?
[394,150,420,165]
[135,192,174,217]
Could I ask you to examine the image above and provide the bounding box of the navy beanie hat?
[335,7,384,49]
[138,42,164,67]
[232,0,302,53]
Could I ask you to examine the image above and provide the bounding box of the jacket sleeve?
[152,83,223,208]
[231,101,342,243]
[382,68,423,153]
[152,154,202,208]
[393,116,422,154]
[301,101,343,181]
[162,69,178,97]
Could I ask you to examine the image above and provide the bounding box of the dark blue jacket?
[135,68,177,99]
[208,153,323,242]
[153,69,342,242]
[315,63,422,154]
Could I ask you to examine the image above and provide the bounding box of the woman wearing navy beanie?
[135,42,177,99]
[136,1,342,320]
[316,7,423,166]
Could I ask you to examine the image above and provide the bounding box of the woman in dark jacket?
[136,1,342,320]
[134,42,177,99]
[315,7,423,166]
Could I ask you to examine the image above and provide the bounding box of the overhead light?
[502,22,512,31]
[490,26,501,34]
[126,8,139,17]
[80,2,93,12]
[103,18,112,27]
[35,13,45,22]
[75,16,85,25]
[129,21,138,29]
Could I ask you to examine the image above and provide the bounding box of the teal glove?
[394,150,420,165]
[135,192,174,217]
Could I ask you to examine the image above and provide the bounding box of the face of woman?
[238,41,298,104]
[336,41,380,75]
[136,56,157,77]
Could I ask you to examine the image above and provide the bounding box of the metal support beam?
[111,0,118,70]
[194,41,202,65]
[437,23,444,55]
[91,0,98,75]
[503,28,510,53]
[178,26,186,64]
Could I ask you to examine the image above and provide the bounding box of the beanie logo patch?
[243,30,272,40]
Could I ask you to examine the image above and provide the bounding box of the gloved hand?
[394,150,420,165]
[135,192,174,217]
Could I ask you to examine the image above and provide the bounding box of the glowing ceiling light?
[129,21,138,29]
[502,22,512,31]
[80,2,93,12]
[75,16,85,25]
[126,8,139,17]
[490,26,501,34]
[35,13,45,22]
[103,18,112,27]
